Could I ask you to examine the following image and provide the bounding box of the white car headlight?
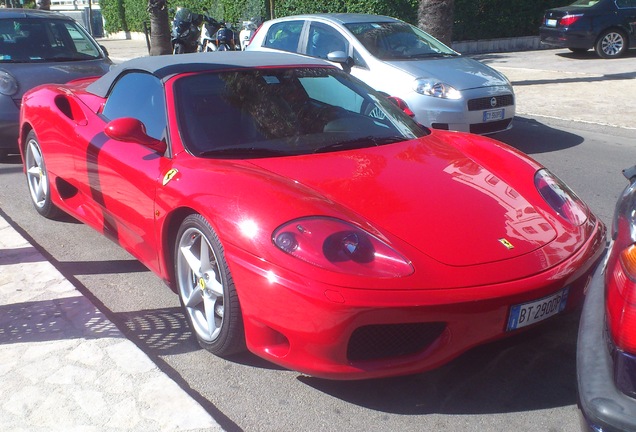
[0,70,18,96]
[413,78,461,99]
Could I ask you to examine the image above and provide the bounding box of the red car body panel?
[18,59,606,379]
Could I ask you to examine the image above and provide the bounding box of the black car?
[540,0,636,58]
[577,165,636,431]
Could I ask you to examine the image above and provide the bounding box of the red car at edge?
[18,51,606,380]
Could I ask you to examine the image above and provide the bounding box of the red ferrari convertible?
[19,51,606,379]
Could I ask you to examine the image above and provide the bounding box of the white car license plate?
[483,108,504,122]
[546,19,557,27]
[506,287,569,331]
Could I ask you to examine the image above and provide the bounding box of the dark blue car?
[540,0,636,58]
[577,165,636,431]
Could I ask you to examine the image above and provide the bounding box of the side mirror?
[104,117,167,154]
[99,44,109,57]
[327,51,354,73]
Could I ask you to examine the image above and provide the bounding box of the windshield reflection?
[345,22,458,60]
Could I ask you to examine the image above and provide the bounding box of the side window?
[102,72,167,141]
[352,48,368,69]
[307,23,349,59]
[616,0,636,7]
[263,21,303,53]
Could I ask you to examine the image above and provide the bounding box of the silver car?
[246,14,515,134]
[0,9,112,159]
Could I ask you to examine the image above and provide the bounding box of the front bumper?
[577,256,636,432]
[0,95,20,152]
[405,86,515,135]
[228,217,606,380]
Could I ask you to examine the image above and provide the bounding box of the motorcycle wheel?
[173,43,186,54]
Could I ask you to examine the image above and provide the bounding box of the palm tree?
[418,0,454,46]
[147,0,172,55]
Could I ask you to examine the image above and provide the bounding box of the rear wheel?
[24,130,60,219]
[595,29,627,58]
[175,214,245,356]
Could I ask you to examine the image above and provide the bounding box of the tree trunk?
[418,0,454,47]
[147,0,172,56]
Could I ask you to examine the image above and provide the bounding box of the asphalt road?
[1,47,635,431]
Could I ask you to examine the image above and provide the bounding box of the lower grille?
[470,118,513,134]
[347,322,446,362]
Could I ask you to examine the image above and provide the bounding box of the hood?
[249,135,556,267]
[384,56,510,91]
[1,59,111,98]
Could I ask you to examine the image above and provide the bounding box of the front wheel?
[24,130,60,219]
[595,29,627,58]
[175,214,245,356]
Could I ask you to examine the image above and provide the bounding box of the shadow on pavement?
[0,296,122,344]
[495,116,584,154]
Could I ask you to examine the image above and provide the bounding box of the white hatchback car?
[247,13,515,134]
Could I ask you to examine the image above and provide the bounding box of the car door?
[616,0,636,42]
[74,71,168,267]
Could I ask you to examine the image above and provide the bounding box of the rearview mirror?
[104,117,167,154]
[327,51,354,73]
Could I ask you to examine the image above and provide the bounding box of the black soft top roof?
[86,51,335,98]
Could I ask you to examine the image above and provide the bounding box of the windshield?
[0,17,102,63]
[345,21,458,60]
[175,67,427,158]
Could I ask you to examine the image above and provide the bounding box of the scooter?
[239,19,258,50]
[171,7,203,54]
[199,15,221,52]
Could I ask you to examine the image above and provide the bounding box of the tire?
[173,42,186,54]
[175,214,245,356]
[24,130,61,219]
[595,29,627,59]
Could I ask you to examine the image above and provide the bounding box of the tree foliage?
[100,0,573,41]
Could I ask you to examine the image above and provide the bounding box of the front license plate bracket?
[506,287,569,331]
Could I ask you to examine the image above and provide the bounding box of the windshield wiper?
[314,136,405,153]
[407,52,459,59]
[198,147,288,158]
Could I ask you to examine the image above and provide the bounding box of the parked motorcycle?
[171,7,203,54]
[199,15,222,52]
[239,19,258,50]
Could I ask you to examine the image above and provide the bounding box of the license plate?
[506,287,569,331]
[545,18,557,27]
[483,108,504,122]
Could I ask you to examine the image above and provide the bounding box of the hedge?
[100,0,573,41]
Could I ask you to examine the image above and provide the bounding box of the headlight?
[413,78,461,99]
[273,217,413,277]
[0,70,18,96]
[535,169,588,225]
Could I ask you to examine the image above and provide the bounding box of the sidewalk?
[0,214,223,431]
